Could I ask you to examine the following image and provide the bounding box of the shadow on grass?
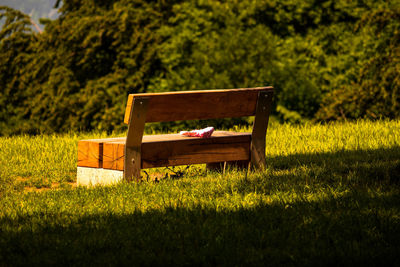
[1,147,399,266]
[267,146,400,184]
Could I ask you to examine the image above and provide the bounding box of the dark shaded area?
[267,146,400,185]
[0,193,399,266]
[1,147,399,266]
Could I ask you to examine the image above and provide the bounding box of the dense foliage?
[316,8,400,120]
[1,0,400,135]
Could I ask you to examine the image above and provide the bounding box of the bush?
[316,8,400,121]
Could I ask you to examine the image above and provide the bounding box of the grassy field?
[0,119,399,265]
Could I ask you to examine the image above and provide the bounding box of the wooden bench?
[77,87,274,186]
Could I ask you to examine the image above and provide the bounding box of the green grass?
[0,119,399,265]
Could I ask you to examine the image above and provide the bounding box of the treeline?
[0,0,399,135]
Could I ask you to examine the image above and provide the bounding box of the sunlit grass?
[0,119,399,265]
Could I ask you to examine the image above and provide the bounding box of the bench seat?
[78,131,251,171]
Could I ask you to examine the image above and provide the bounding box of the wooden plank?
[77,137,125,168]
[142,135,250,168]
[103,141,125,170]
[124,87,273,124]
[102,131,251,170]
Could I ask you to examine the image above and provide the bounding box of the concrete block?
[77,167,123,186]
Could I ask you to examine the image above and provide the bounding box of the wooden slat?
[124,87,273,124]
[77,137,125,168]
[142,134,250,168]
[102,131,251,170]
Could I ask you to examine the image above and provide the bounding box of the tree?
[1,1,167,134]
[0,6,38,134]
[316,7,400,121]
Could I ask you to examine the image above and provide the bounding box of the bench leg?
[124,147,141,182]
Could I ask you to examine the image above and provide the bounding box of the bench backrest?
[124,86,274,124]
[123,86,274,180]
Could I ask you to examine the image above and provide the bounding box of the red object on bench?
[179,127,214,138]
